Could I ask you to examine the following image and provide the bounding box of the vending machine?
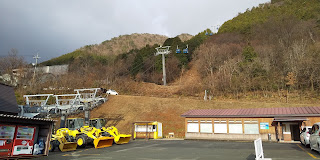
[0,125,16,156]
[12,126,36,156]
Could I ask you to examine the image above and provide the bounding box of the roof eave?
[181,114,320,118]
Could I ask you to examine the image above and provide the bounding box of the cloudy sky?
[0,0,269,63]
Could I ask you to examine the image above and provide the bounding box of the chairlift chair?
[183,44,189,54]
[183,48,188,54]
[176,45,181,53]
[209,26,214,35]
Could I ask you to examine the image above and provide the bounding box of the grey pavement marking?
[114,143,160,152]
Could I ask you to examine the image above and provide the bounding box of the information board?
[260,122,269,129]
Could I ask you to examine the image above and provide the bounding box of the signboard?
[260,123,269,129]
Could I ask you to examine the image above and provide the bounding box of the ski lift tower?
[155,45,171,86]
[32,53,40,80]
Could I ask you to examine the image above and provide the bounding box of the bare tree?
[0,48,26,74]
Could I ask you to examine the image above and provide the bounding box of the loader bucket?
[57,136,77,152]
[93,137,114,148]
[58,142,77,152]
[115,134,131,144]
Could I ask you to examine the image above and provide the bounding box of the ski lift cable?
[114,54,155,77]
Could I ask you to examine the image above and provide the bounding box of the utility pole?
[155,46,170,86]
[32,53,41,80]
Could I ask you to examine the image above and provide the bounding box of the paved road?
[35,140,320,160]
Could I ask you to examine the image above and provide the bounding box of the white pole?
[162,53,166,86]
[32,53,41,80]
[155,46,170,86]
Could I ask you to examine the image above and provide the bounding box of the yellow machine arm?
[79,126,114,148]
[103,126,131,144]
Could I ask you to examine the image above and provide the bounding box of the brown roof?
[181,106,320,118]
[0,114,55,125]
[0,114,55,122]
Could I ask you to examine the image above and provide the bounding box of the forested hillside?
[41,33,168,66]
[195,0,320,97]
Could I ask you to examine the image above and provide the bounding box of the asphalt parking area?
[34,140,320,160]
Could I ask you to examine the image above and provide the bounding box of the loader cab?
[90,118,106,128]
[66,118,84,130]
[89,118,106,129]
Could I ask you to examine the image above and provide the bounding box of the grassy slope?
[88,95,316,138]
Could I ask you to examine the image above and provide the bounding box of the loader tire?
[76,135,87,148]
[49,140,57,152]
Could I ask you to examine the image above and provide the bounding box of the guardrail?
[20,97,108,118]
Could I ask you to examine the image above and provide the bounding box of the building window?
[214,120,227,133]
[229,120,243,134]
[187,120,199,133]
[200,120,213,133]
[244,120,259,134]
[135,125,153,132]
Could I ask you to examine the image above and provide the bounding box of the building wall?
[184,116,320,141]
[303,117,320,127]
[184,117,276,141]
[0,83,19,115]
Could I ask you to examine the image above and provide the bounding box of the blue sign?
[260,122,269,129]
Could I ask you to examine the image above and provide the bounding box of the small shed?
[0,83,55,158]
[133,121,162,139]
[0,114,55,158]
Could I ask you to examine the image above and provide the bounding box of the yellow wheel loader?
[79,126,114,148]
[49,128,77,152]
[64,118,114,149]
[89,118,131,144]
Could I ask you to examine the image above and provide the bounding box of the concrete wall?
[38,64,68,76]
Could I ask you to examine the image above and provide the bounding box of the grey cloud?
[0,0,270,62]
